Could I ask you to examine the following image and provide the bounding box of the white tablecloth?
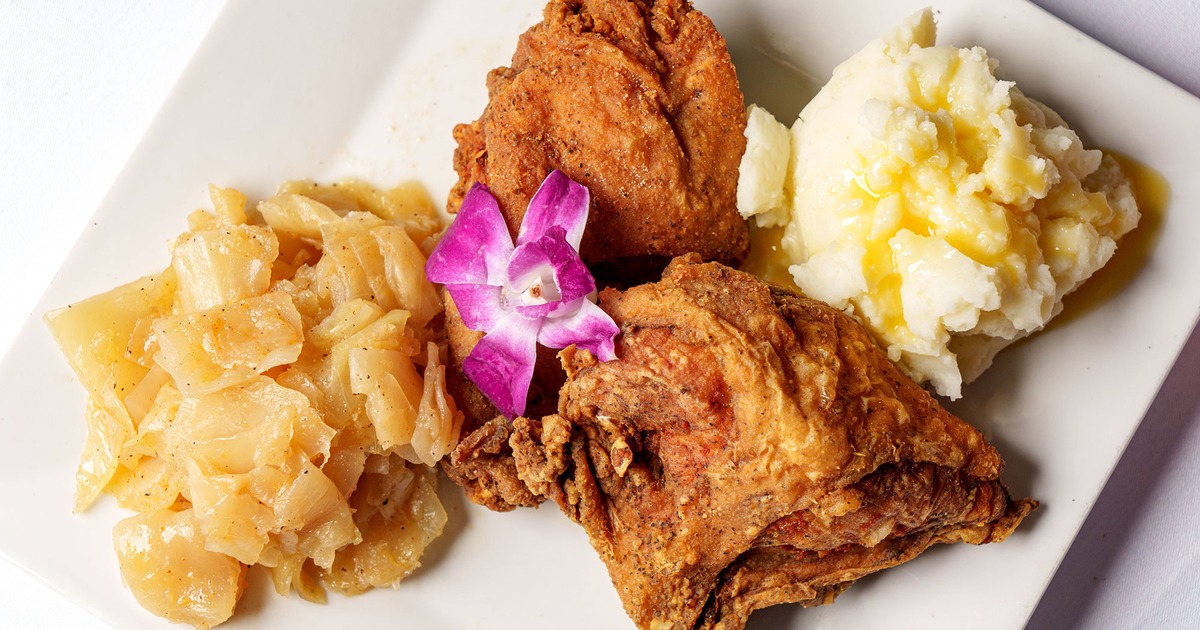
[1,1,1197,627]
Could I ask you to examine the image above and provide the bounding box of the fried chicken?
[441,294,559,510]
[510,256,1036,628]
[444,0,750,510]
[450,0,748,282]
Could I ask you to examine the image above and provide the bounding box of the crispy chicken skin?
[510,256,1036,629]
[450,0,749,280]
[444,0,749,509]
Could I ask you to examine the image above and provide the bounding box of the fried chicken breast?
[450,0,749,281]
[510,256,1036,628]
[444,0,750,510]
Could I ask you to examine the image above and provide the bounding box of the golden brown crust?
[443,0,749,510]
[512,256,1035,628]
[448,0,748,280]
[440,291,561,510]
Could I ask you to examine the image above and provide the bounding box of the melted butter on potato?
[739,9,1139,398]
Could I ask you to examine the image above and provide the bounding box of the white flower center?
[518,268,561,306]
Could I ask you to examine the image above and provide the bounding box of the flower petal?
[463,315,541,418]
[509,226,596,321]
[512,296,559,321]
[537,298,619,361]
[445,284,505,332]
[517,170,589,250]
[425,183,513,286]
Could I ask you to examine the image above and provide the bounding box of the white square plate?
[3,0,1199,628]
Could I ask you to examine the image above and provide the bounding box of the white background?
[1,1,1197,628]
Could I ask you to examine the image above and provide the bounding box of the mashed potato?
[738,8,1139,398]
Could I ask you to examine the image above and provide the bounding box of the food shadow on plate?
[402,468,473,577]
[718,5,822,125]
[981,431,1041,530]
[742,542,966,629]
[1025,324,1200,629]
[227,564,273,620]
[945,385,1041,525]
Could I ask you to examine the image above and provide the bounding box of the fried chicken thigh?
[510,256,1036,629]
[444,0,749,510]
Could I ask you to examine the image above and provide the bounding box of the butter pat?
[738,8,1138,398]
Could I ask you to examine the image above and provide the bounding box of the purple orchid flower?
[425,170,619,418]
